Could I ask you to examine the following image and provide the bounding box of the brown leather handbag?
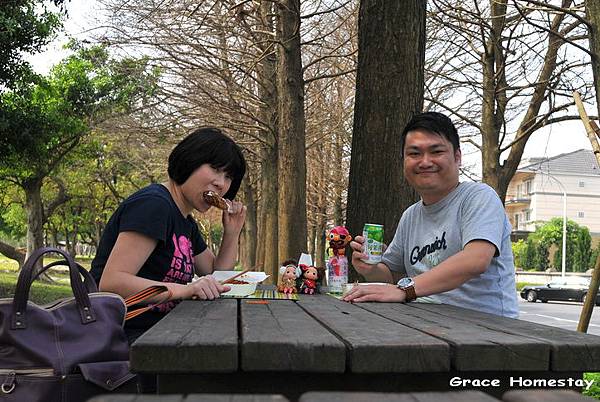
[0,247,169,402]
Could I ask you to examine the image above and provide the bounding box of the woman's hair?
[168,127,246,200]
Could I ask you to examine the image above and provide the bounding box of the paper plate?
[221,283,257,297]
[212,271,269,284]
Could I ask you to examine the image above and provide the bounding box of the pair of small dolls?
[277,256,324,295]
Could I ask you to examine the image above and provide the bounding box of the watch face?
[397,277,413,288]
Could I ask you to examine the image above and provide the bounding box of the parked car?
[520,276,600,305]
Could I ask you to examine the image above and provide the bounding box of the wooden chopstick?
[220,269,251,285]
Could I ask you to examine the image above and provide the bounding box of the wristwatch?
[396,277,417,302]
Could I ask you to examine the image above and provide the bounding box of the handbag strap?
[124,285,172,321]
[32,260,99,293]
[11,247,95,329]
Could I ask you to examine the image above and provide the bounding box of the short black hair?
[401,112,460,154]
[168,127,246,200]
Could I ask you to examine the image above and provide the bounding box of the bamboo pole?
[574,91,600,333]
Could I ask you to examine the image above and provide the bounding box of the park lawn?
[0,256,92,304]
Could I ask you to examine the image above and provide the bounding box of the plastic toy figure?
[277,260,301,294]
[327,226,352,256]
[326,226,352,294]
[299,265,319,295]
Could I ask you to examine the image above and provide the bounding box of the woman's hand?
[222,200,247,236]
[185,275,231,300]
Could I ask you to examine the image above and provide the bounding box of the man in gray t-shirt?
[343,112,519,318]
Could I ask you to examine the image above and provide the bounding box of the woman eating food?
[90,127,247,343]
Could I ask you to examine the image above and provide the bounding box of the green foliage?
[584,372,600,398]
[0,0,64,88]
[517,218,593,272]
[1,43,159,184]
[512,239,526,268]
[0,42,159,253]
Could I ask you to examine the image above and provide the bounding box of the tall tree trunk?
[276,0,308,263]
[589,0,600,115]
[23,177,46,273]
[333,130,345,225]
[254,0,279,281]
[240,179,257,269]
[346,0,425,280]
[308,225,316,260]
[481,0,573,203]
[259,145,279,281]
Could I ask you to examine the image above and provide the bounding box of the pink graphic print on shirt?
[155,233,195,313]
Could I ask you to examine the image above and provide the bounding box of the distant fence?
[516,270,591,284]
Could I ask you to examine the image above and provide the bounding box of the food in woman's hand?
[203,191,231,211]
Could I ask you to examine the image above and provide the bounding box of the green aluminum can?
[362,223,384,264]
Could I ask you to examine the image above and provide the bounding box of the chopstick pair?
[220,268,251,285]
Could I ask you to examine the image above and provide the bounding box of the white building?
[505,149,600,240]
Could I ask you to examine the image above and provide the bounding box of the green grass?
[0,256,88,304]
[584,372,600,399]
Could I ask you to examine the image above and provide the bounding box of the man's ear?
[455,148,462,166]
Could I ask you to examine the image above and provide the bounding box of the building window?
[578,211,585,218]
[525,180,532,194]
[524,210,531,221]
[514,214,520,229]
[517,184,522,198]
[579,181,585,188]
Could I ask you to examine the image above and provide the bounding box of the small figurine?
[326,226,352,294]
[299,264,319,295]
[277,260,300,294]
[327,226,352,256]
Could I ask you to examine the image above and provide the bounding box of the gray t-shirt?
[382,181,519,318]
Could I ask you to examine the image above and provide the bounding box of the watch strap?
[403,285,417,302]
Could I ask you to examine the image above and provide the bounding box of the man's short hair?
[401,112,460,154]
[168,127,246,200]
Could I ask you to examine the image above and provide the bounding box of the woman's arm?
[194,201,247,276]
[100,231,227,301]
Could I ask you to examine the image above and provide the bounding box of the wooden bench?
[87,395,289,402]
[87,390,596,402]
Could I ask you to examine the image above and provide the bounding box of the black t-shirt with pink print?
[91,183,207,332]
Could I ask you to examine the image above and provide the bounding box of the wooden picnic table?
[130,290,600,401]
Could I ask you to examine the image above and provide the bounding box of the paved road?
[517,295,600,336]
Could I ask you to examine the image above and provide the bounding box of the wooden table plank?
[356,302,550,371]
[296,295,450,373]
[240,299,346,372]
[410,303,600,371]
[130,299,238,373]
[299,390,501,402]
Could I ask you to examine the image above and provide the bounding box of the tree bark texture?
[0,240,25,268]
[276,0,308,264]
[586,0,600,117]
[240,178,257,269]
[23,177,46,272]
[346,0,425,280]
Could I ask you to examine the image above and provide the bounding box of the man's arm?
[344,239,495,302]
[411,240,495,296]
